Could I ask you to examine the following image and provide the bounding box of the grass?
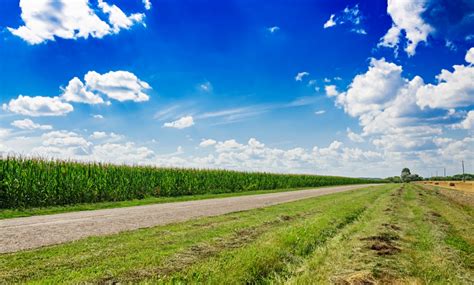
[0,186,323,219]
[0,183,472,284]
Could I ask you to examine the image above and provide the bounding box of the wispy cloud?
[267,26,280,33]
[323,4,366,35]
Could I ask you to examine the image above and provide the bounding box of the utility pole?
[444,167,446,177]
[462,160,465,182]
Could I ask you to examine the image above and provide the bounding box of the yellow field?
[416,181,474,193]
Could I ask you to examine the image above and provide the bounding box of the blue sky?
[0,0,473,177]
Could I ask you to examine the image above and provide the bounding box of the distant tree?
[401,168,411,182]
[408,174,423,181]
[385,176,402,183]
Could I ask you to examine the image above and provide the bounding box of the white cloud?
[466,47,474,64]
[452,111,474,130]
[325,85,339,97]
[11,119,52,130]
[93,114,104,119]
[199,81,213,92]
[42,130,91,149]
[93,142,155,163]
[90,131,123,141]
[323,14,336,28]
[434,136,474,162]
[327,57,465,153]
[416,49,474,109]
[199,139,217,147]
[335,58,404,117]
[4,70,150,117]
[379,0,433,56]
[8,0,145,45]
[347,128,364,143]
[248,138,265,149]
[163,116,195,129]
[143,0,152,10]
[314,110,326,115]
[267,26,280,33]
[90,131,108,140]
[98,0,145,34]
[84,70,151,102]
[3,95,73,117]
[295,71,309,81]
[322,5,365,34]
[61,77,104,104]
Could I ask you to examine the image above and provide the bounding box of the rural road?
[0,184,379,253]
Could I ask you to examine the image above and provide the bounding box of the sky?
[0,0,473,178]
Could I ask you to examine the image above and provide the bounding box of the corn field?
[0,157,381,209]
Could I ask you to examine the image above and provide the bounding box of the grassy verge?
[0,185,386,283]
[1,183,472,284]
[0,186,325,219]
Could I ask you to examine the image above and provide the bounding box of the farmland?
[1,183,472,283]
[0,157,380,209]
[417,181,474,192]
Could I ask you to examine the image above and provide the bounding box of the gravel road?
[0,184,378,253]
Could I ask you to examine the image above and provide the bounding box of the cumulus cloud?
[334,58,405,117]
[466,47,474,64]
[194,138,383,174]
[323,5,366,34]
[93,142,155,163]
[93,114,104,119]
[8,0,146,45]
[199,139,217,147]
[325,85,339,97]
[327,55,473,153]
[2,95,73,116]
[98,0,145,34]
[295,72,309,81]
[4,70,150,117]
[379,0,433,56]
[42,131,92,150]
[452,111,474,130]
[62,70,151,103]
[163,116,195,129]
[61,77,104,104]
[84,71,151,102]
[314,110,326,115]
[89,131,122,141]
[416,49,474,109]
[347,128,364,143]
[433,136,474,162]
[11,119,52,130]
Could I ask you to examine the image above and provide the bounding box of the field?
[0,157,380,209]
[1,183,472,284]
[418,181,474,192]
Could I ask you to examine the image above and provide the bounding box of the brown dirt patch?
[381,223,401,231]
[361,232,401,256]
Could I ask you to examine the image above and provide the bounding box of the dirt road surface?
[0,184,379,253]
